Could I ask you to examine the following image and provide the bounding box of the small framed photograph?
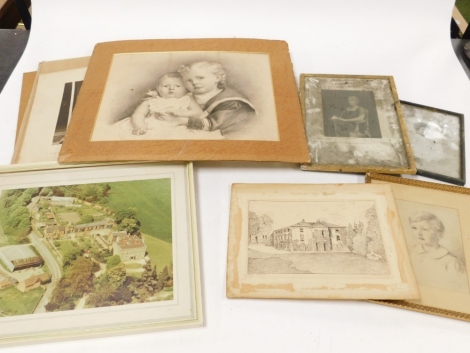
[58,39,310,164]
[367,173,470,321]
[12,57,89,164]
[0,163,202,344]
[226,183,419,300]
[300,74,416,174]
[400,101,465,185]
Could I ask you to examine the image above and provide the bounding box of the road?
[29,232,62,313]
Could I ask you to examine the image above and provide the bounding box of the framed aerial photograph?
[299,74,416,174]
[400,100,465,185]
[226,183,419,300]
[0,163,201,345]
[366,173,470,321]
[11,57,89,164]
[58,39,310,163]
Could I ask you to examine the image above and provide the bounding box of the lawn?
[142,233,172,271]
[0,286,44,316]
[107,179,172,242]
[55,239,77,257]
[248,249,389,275]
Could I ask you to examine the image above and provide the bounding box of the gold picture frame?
[58,39,310,164]
[226,183,418,300]
[299,74,416,174]
[366,173,470,321]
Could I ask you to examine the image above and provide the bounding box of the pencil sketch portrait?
[396,200,469,293]
[401,103,462,180]
[247,200,390,275]
[303,76,409,168]
[91,52,279,142]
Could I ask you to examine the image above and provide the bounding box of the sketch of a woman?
[331,96,369,138]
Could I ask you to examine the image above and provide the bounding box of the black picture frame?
[400,100,466,186]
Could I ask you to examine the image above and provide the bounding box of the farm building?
[49,196,76,207]
[0,245,44,272]
[17,273,51,293]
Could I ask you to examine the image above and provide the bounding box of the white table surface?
[1,0,470,351]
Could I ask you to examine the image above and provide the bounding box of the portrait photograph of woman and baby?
[90,52,280,142]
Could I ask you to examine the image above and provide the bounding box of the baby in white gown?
[110,72,222,140]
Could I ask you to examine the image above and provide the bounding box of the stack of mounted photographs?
[6,36,470,346]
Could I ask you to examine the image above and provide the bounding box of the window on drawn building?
[300,228,303,232]
[300,234,304,241]
[336,235,341,241]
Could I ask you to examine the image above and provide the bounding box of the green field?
[107,179,172,242]
[0,286,44,316]
[142,233,172,271]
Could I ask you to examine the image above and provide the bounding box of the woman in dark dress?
[331,96,367,137]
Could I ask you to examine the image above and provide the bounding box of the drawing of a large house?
[270,219,348,252]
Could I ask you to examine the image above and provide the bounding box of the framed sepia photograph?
[226,183,419,300]
[299,74,416,174]
[366,173,470,321]
[400,100,465,185]
[0,163,202,345]
[58,39,310,163]
[11,57,89,164]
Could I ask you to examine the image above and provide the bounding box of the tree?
[107,263,127,290]
[115,207,140,235]
[351,221,371,256]
[130,261,159,302]
[65,256,95,295]
[117,218,140,234]
[63,247,83,268]
[106,255,121,269]
[365,206,385,259]
[115,208,138,224]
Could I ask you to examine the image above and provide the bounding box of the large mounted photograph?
[58,39,310,163]
[400,101,465,185]
[226,183,419,300]
[367,173,470,322]
[300,74,415,174]
[0,163,201,344]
